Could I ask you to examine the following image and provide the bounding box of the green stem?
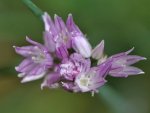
[98,85,137,113]
[22,0,43,19]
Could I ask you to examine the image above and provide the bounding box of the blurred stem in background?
[22,0,43,19]
[22,0,138,113]
[99,85,138,113]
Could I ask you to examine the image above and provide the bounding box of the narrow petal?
[43,53,54,68]
[54,14,71,48]
[89,78,106,91]
[109,67,125,77]
[61,82,75,92]
[42,12,55,32]
[92,40,104,60]
[126,55,147,65]
[43,31,56,52]
[123,66,144,75]
[18,73,25,78]
[56,44,69,59]
[54,14,67,32]
[27,64,45,76]
[110,47,134,59]
[72,36,92,58]
[70,53,91,72]
[111,56,127,68]
[13,45,34,57]
[97,55,107,65]
[15,59,33,72]
[109,66,144,77]
[66,14,81,34]
[18,63,36,73]
[26,37,44,49]
[97,59,112,78]
[125,47,134,54]
[21,71,46,83]
[66,14,92,58]
[41,72,60,89]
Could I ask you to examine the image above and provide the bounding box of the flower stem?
[22,0,43,19]
[98,85,137,113]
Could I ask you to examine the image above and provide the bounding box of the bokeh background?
[0,0,149,113]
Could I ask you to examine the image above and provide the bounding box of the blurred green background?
[0,0,149,113]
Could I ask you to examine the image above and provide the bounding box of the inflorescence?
[13,13,146,95]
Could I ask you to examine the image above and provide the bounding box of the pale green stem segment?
[22,0,43,19]
[99,85,137,113]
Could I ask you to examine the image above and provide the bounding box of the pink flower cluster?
[14,13,146,95]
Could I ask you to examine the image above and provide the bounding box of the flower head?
[14,12,146,95]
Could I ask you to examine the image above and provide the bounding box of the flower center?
[75,71,97,91]
[80,78,90,87]
[60,62,75,76]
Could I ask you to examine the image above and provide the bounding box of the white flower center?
[79,78,90,87]
[75,71,96,92]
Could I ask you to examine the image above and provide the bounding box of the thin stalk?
[98,85,137,113]
[22,0,43,19]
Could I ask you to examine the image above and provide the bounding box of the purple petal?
[70,53,84,62]
[21,71,46,83]
[54,14,71,48]
[109,66,144,77]
[126,55,146,65]
[66,14,92,58]
[123,66,144,75]
[41,72,60,89]
[13,45,35,57]
[43,56,53,68]
[72,36,92,58]
[54,14,67,32]
[66,14,81,34]
[89,78,106,91]
[26,37,44,49]
[97,59,112,78]
[92,40,104,60]
[110,48,134,59]
[89,69,107,90]
[43,31,56,52]
[42,12,56,33]
[70,53,91,72]
[111,56,127,68]
[56,44,69,59]
[62,82,75,92]
[27,64,45,76]
[15,59,33,72]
